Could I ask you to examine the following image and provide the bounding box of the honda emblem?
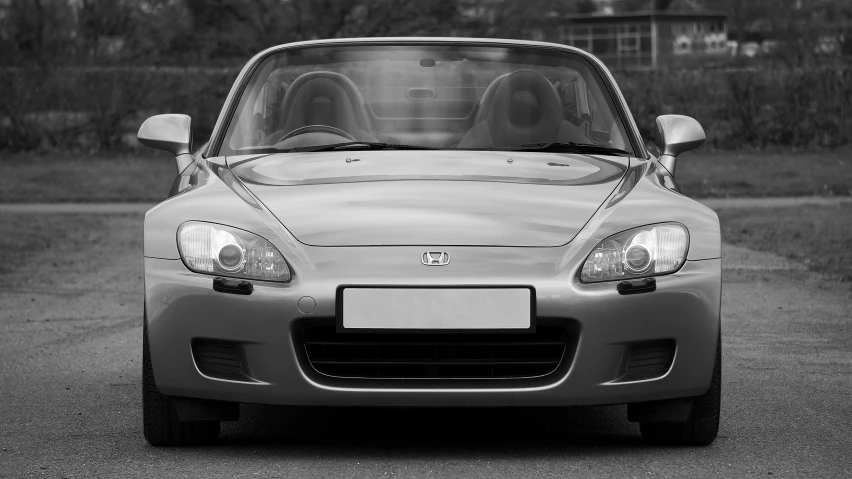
[421,251,450,266]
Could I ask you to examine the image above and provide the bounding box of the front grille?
[296,319,576,385]
[192,340,245,381]
[623,339,676,381]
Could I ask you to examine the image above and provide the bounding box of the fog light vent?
[192,340,245,380]
[624,339,675,381]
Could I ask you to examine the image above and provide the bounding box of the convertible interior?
[234,64,625,153]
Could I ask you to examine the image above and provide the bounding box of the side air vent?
[622,339,676,381]
[192,340,246,381]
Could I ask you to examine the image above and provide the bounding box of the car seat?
[274,71,377,143]
[458,69,589,149]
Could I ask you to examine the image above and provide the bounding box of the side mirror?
[654,115,705,176]
[137,114,194,173]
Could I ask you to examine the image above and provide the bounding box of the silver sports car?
[138,38,720,447]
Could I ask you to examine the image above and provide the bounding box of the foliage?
[0,0,850,151]
[1,63,849,151]
[174,0,463,62]
[0,66,238,150]
[615,66,852,149]
[615,0,852,64]
[0,0,596,66]
[726,0,852,67]
[2,0,850,66]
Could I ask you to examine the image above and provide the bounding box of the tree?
[0,0,77,64]
[723,0,852,66]
[78,0,133,63]
[457,0,596,39]
[122,0,193,63]
[174,0,464,63]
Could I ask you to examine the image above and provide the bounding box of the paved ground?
[0,210,850,478]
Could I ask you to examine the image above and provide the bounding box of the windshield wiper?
[499,142,632,157]
[235,142,436,155]
[294,141,437,152]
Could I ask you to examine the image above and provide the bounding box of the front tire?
[142,318,220,446]
[640,338,721,446]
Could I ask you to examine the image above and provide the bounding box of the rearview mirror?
[654,115,705,176]
[137,114,194,172]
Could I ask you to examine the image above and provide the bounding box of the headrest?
[278,71,372,134]
[482,70,565,147]
[487,70,563,126]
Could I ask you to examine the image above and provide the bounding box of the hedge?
[615,67,852,149]
[1,65,849,151]
[0,66,239,151]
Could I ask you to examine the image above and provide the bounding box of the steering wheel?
[279,125,356,142]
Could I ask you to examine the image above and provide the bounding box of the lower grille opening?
[192,340,246,381]
[623,339,676,381]
[296,318,576,385]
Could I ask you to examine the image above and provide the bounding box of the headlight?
[580,223,688,283]
[177,221,291,282]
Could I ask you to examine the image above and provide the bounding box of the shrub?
[0,66,238,151]
[1,65,849,152]
[615,66,852,149]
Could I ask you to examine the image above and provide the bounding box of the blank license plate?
[341,288,532,330]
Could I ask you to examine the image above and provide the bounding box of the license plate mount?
[336,286,535,333]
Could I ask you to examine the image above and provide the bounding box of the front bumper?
[144,253,720,407]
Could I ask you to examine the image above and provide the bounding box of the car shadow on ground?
[207,404,672,456]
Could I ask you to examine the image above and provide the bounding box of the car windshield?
[219,43,635,156]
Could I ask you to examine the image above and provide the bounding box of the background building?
[560,11,728,69]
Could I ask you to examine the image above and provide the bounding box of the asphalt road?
[0,211,850,478]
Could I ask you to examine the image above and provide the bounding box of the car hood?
[228,150,629,247]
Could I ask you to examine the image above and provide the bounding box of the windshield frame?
[205,38,648,160]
